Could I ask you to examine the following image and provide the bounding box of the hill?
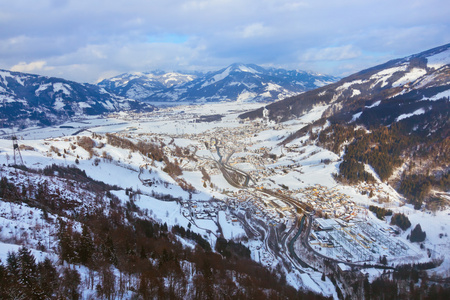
[240,43,450,209]
[0,69,155,128]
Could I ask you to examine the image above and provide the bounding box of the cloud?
[239,23,273,39]
[11,61,54,73]
[0,0,449,82]
[301,45,362,62]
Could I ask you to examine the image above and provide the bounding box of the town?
[103,104,430,274]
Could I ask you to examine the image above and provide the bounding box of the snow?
[53,97,65,110]
[125,84,153,99]
[0,71,11,86]
[351,100,382,121]
[406,210,450,277]
[283,105,330,128]
[351,112,362,122]
[99,87,109,94]
[366,100,381,108]
[15,75,25,86]
[103,100,117,110]
[238,65,260,74]
[237,90,257,102]
[396,108,426,121]
[104,72,195,90]
[0,94,27,104]
[375,65,407,76]
[266,82,282,91]
[53,82,72,96]
[128,193,189,226]
[201,67,231,88]
[0,70,26,86]
[337,80,363,91]
[314,79,330,87]
[425,89,450,101]
[427,50,450,69]
[35,83,52,95]
[78,102,92,109]
[370,65,408,88]
[218,211,246,239]
[392,68,427,87]
[1,100,449,296]
[362,268,385,282]
[351,89,361,97]
[0,241,56,265]
[243,82,258,89]
[337,263,351,271]
[298,273,337,298]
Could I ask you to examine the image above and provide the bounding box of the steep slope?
[240,43,450,124]
[0,133,329,299]
[0,69,155,128]
[99,63,338,103]
[239,44,450,209]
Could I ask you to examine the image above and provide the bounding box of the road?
[209,139,387,273]
[210,140,320,272]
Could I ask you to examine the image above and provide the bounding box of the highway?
[209,139,385,275]
[210,140,319,273]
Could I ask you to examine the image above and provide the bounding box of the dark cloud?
[1,0,449,82]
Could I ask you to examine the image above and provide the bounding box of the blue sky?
[1,0,449,83]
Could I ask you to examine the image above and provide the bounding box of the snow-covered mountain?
[98,63,339,103]
[0,69,155,128]
[241,43,450,124]
[97,71,198,101]
[240,43,449,213]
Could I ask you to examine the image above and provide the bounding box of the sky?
[1,0,449,83]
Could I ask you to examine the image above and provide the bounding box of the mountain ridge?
[239,43,450,123]
[0,69,155,128]
[98,63,339,103]
[238,43,450,210]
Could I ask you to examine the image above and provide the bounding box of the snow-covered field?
[0,101,449,298]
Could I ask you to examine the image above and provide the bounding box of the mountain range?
[240,43,449,209]
[96,70,199,101]
[98,63,339,103]
[0,70,155,128]
[240,43,450,126]
[0,44,449,299]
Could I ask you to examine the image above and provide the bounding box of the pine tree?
[0,262,11,299]
[60,267,81,300]
[78,224,94,265]
[37,257,58,298]
[17,247,39,297]
[410,224,426,243]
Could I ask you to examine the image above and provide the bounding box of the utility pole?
[12,134,24,166]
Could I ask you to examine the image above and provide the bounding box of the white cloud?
[11,61,53,73]
[302,45,362,62]
[239,23,272,39]
[0,0,449,82]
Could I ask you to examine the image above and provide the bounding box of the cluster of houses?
[355,182,392,204]
[226,190,297,226]
[181,200,227,220]
[294,184,361,220]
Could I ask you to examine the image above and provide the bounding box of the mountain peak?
[98,64,339,103]
[227,63,262,74]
